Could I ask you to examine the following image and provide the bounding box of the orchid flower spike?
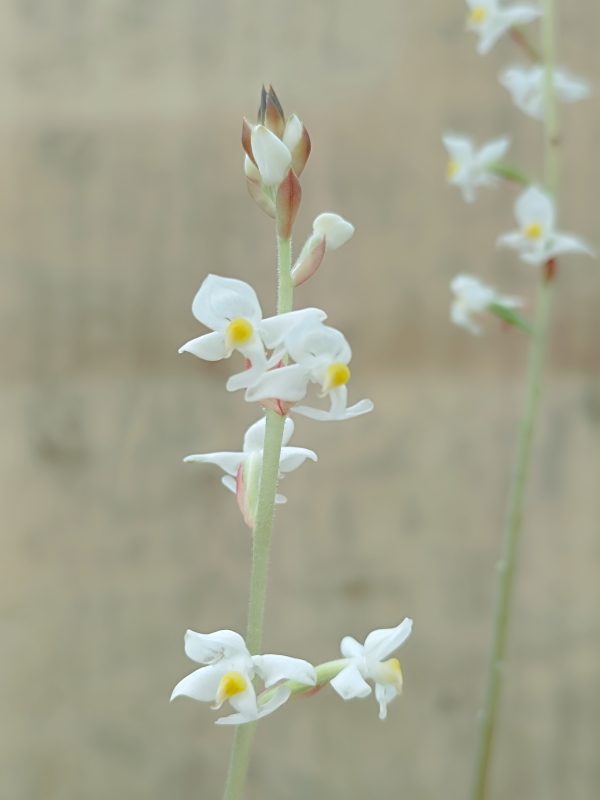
[451,274,523,335]
[171,629,316,725]
[184,416,317,528]
[178,274,326,389]
[465,0,541,55]
[497,186,594,266]
[443,134,510,203]
[246,320,374,422]
[500,66,591,120]
[330,619,413,720]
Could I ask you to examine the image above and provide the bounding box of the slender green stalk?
[222,229,293,800]
[470,3,558,799]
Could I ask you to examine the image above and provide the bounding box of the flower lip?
[214,671,248,708]
[226,318,254,349]
[321,362,351,395]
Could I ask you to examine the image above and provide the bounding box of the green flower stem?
[222,229,293,800]
[470,3,558,799]
[488,163,531,187]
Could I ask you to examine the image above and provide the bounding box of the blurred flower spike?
[184,416,317,528]
[500,65,591,120]
[171,629,316,725]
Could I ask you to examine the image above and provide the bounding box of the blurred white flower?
[171,629,316,725]
[500,65,591,120]
[184,416,317,527]
[330,619,413,720]
[497,186,594,265]
[246,321,374,422]
[465,0,541,55]
[443,134,510,203]
[451,274,522,335]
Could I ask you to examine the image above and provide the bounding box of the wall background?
[2,1,599,798]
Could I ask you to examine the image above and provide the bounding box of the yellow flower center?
[468,7,487,26]
[446,160,460,179]
[324,362,351,393]
[372,657,404,690]
[226,318,254,348]
[216,671,247,705]
[524,222,543,240]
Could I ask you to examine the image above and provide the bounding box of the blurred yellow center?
[217,671,247,702]
[524,222,543,240]
[382,658,403,688]
[325,362,351,392]
[468,7,487,25]
[446,160,460,179]
[226,318,253,347]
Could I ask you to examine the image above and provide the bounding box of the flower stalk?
[470,2,558,798]
[222,229,293,800]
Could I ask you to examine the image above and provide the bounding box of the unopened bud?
[291,235,326,287]
[246,176,276,218]
[276,169,302,239]
[264,85,286,138]
[241,118,256,165]
[251,125,292,187]
[313,212,354,250]
[283,115,311,177]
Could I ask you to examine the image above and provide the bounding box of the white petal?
[275,493,287,504]
[179,331,228,361]
[330,663,372,700]
[292,398,374,422]
[251,125,292,187]
[282,114,303,152]
[548,233,595,259]
[226,366,266,393]
[515,186,555,231]
[184,629,249,664]
[170,664,222,701]
[441,134,474,162]
[245,364,309,403]
[278,446,318,473]
[191,274,263,331]
[215,685,291,725]
[312,213,355,251]
[242,417,267,453]
[476,137,510,168]
[221,475,236,494]
[253,654,317,688]
[497,230,527,251]
[281,416,295,447]
[554,69,591,103]
[375,682,398,720]
[227,680,259,719]
[340,636,364,659]
[364,619,413,662]
[259,307,327,349]
[451,302,481,336]
[183,451,244,476]
[285,323,351,368]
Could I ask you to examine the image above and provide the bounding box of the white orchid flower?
[184,416,317,527]
[465,0,541,55]
[500,65,590,120]
[451,274,523,335]
[330,619,413,720]
[497,186,594,266]
[291,213,355,287]
[179,274,326,388]
[171,629,316,725]
[245,321,374,422]
[443,134,510,203]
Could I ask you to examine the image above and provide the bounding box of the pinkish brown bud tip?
[241,118,256,165]
[276,169,302,239]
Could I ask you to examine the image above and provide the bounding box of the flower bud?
[250,125,292,187]
[291,235,326,287]
[276,168,302,239]
[313,213,355,250]
[241,117,257,165]
[264,85,286,138]
[246,175,276,218]
[283,115,311,177]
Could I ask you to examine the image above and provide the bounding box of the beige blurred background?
[2,2,600,798]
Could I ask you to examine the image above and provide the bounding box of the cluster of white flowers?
[443,2,593,335]
[171,620,413,725]
[172,86,412,730]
